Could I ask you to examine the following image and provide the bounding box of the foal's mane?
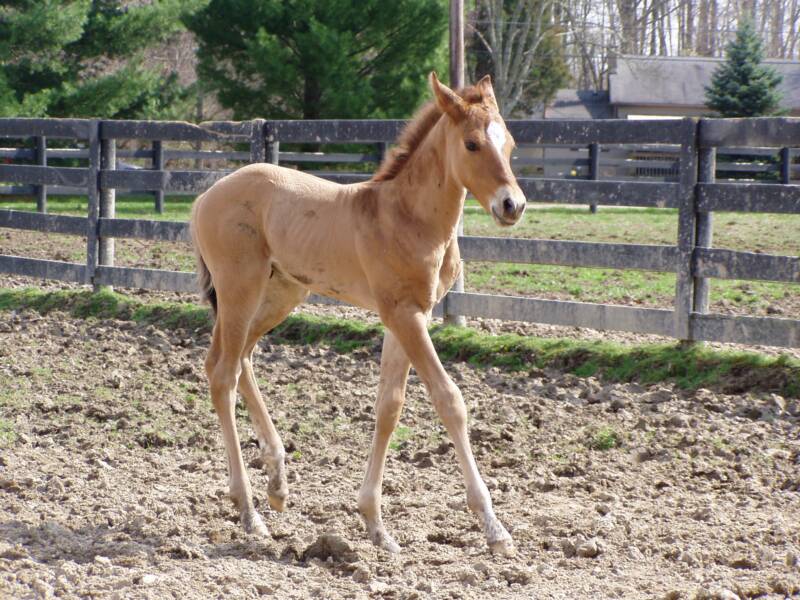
[372,85,484,183]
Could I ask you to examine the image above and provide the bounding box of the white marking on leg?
[486,121,506,154]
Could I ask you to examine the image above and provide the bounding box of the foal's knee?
[207,359,241,406]
[374,389,404,431]
[430,380,467,429]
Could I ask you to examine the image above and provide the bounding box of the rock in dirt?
[576,538,603,558]
[351,564,371,584]
[728,554,757,569]
[627,546,645,561]
[302,532,359,563]
[786,551,798,568]
[501,566,533,585]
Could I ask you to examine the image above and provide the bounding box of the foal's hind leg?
[206,291,268,535]
[237,278,308,513]
[357,331,411,552]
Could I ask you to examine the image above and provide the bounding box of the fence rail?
[0,116,798,349]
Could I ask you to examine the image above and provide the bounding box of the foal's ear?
[476,74,499,109]
[430,72,466,122]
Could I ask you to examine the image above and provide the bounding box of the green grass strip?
[1,287,798,397]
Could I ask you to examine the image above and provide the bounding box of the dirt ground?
[1,280,800,599]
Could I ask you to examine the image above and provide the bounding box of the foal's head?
[431,73,526,227]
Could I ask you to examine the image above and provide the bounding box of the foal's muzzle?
[490,186,526,226]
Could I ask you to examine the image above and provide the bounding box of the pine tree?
[0,0,204,119]
[185,0,448,120]
[704,20,784,117]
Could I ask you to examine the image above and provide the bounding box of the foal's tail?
[190,197,218,316]
[196,251,218,316]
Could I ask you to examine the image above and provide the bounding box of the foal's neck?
[386,118,465,242]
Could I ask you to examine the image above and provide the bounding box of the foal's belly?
[270,250,378,313]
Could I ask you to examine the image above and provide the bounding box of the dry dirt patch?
[0,309,799,599]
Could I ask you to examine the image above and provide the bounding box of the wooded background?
[1,1,798,120]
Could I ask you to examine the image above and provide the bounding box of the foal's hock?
[190,73,526,555]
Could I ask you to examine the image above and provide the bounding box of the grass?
[0,195,195,221]
[0,418,15,447]
[390,425,413,451]
[1,287,798,398]
[588,427,621,451]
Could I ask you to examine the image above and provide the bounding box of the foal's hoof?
[241,509,269,537]
[486,519,515,557]
[370,531,401,554]
[488,536,516,557]
[268,493,286,513]
[267,476,288,513]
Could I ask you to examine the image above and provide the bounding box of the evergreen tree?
[705,20,784,117]
[185,0,448,120]
[0,0,204,119]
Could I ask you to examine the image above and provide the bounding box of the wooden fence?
[0,116,798,349]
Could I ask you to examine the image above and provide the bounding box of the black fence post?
[250,119,266,163]
[87,120,101,289]
[674,118,699,342]
[153,139,165,213]
[36,136,47,213]
[780,147,791,184]
[693,147,715,316]
[588,142,600,213]
[99,131,116,291]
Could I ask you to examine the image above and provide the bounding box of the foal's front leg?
[358,331,411,552]
[383,306,514,556]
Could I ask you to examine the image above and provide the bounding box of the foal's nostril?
[502,197,514,216]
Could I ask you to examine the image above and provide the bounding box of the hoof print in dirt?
[302,532,359,564]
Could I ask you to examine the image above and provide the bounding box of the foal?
[191,73,526,555]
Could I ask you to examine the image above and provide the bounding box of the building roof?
[608,54,800,109]
[544,89,612,119]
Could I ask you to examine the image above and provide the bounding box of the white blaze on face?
[486,120,506,155]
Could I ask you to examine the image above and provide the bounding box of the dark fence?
[0,116,798,348]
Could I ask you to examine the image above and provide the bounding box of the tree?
[185,0,448,120]
[470,0,570,117]
[705,20,784,116]
[0,0,203,119]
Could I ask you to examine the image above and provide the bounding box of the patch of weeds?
[94,386,114,401]
[0,379,25,409]
[291,450,302,461]
[712,436,730,451]
[547,452,568,463]
[30,367,53,381]
[588,427,620,451]
[390,425,413,451]
[56,394,83,409]
[0,418,16,447]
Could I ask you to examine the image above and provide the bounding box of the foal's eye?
[465,140,479,152]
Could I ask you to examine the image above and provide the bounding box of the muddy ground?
[1,286,800,599]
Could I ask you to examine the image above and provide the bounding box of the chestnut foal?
[191,73,526,555]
